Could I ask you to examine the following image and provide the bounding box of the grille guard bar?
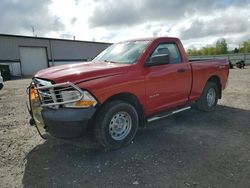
[34,81,84,108]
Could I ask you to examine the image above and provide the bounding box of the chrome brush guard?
[27,78,84,139]
[35,79,84,109]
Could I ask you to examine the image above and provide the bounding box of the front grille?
[33,79,83,108]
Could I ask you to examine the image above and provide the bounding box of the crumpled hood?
[34,61,131,84]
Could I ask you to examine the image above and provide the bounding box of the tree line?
[187,39,250,56]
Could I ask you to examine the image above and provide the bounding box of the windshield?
[93,40,150,64]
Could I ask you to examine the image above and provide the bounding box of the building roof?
[0,33,111,45]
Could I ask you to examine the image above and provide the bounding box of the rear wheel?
[196,81,219,112]
[0,83,3,90]
[94,100,139,150]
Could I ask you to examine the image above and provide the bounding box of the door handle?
[177,68,186,73]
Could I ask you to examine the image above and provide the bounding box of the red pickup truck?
[28,37,229,149]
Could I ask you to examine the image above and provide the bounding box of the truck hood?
[34,62,131,84]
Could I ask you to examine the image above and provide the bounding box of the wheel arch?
[207,75,222,99]
[98,92,146,127]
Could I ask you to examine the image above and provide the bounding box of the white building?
[0,34,111,77]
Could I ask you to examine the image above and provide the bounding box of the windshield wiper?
[104,60,119,64]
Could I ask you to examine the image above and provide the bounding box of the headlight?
[60,90,97,108]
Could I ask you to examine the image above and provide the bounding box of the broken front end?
[27,78,97,139]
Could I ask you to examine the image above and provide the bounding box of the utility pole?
[31,26,37,37]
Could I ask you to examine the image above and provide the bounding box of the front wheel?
[94,100,139,150]
[0,83,3,90]
[196,81,219,112]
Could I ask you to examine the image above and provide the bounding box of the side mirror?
[145,54,170,67]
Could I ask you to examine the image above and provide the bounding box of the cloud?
[177,5,250,48]
[74,0,81,5]
[0,0,64,36]
[87,0,250,48]
[0,0,249,49]
[70,17,77,25]
[88,0,249,28]
[180,15,250,40]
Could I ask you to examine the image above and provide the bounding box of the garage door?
[20,47,48,76]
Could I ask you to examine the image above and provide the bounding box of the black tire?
[0,83,3,90]
[196,81,219,112]
[94,100,139,150]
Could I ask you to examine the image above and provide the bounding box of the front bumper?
[29,106,96,139]
[41,107,95,138]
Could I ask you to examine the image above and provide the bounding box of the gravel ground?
[0,68,250,188]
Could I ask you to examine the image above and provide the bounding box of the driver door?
[144,42,192,115]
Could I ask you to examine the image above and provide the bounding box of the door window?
[149,43,182,64]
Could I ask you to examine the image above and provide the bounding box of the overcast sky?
[1,0,250,49]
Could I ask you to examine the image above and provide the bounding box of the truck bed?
[188,59,229,101]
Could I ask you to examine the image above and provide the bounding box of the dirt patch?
[0,68,250,188]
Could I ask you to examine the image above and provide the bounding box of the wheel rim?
[207,88,216,107]
[109,111,132,141]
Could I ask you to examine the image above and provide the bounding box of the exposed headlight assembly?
[61,90,97,108]
[32,80,97,109]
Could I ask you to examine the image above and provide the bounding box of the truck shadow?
[22,105,250,188]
